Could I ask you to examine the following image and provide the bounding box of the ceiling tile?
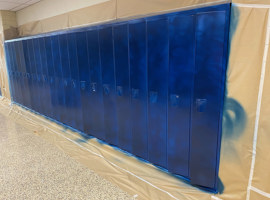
[0,2,19,10]
[10,3,29,11]
[0,0,41,11]
[25,0,41,5]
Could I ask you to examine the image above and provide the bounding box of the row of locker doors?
[5,4,230,191]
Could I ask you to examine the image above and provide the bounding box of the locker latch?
[196,99,207,112]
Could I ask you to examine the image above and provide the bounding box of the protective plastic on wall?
[4,4,230,192]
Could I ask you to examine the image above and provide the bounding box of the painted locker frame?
[4,3,231,192]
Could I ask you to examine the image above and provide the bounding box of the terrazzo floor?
[0,111,132,200]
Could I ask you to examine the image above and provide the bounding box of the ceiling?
[0,0,41,11]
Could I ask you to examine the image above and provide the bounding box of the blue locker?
[44,36,57,120]
[38,37,52,118]
[19,40,32,109]
[51,35,65,122]
[75,31,92,135]
[17,40,31,109]
[27,39,40,112]
[67,32,84,131]
[147,18,169,168]
[59,34,72,126]
[99,27,118,145]
[129,20,148,159]
[22,40,34,110]
[167,15,195,177]
[86,29,105,140]
[113,24,132,152]
[33,38,45,114]
[14,41,25,106]
[8,42,17,103]
[11,42,23,104]
[4,3,230,192]
[190,10,229,189]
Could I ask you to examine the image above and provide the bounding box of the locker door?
[44,36,57,120]
[147,18,169,168]
[39,37,52,118]
[129,20,148,159]
[113,24,132,152]
[67,32,84,132]
[27,39,39,112]
[86,29,105,140]
[59,34,72,126]
[33,38,44,114]
[14,41,25,106]
[9,42,18,103]
[190,10,228,189]
[99,26,118,146]
[13,42,23,104]
[51,35,65,122]
[75,31,91,135]
[22,40,33,110]
[18,40,31,109]
[167,15,195,177]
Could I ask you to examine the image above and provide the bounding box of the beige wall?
[16,0,110,26]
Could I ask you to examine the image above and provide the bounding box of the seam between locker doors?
[189,14,197,179]
[98,28,106,140]
[145,19,149,161]
[127,23,132,153]
[166,17,169,169]
[246,8,270,200]
[112,25,119,144]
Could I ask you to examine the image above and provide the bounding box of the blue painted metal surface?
[4,3,231,192]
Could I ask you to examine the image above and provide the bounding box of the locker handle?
[132,88,139,99]
[150,91,158,103]
[196,98,207,112]
[91,82,97,92]
[42,75,47,82]
[117,86,123,96]
[80,81,86,90]
[72,80,76,88]
[170,94,180,106]
[50,77,54,84]
[26,73,30,78]
[103,84,110,95]
[37,75,41,82]
[64,80,68,87]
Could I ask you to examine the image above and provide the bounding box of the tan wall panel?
[233,0,270,5]
[117,0,228,19]
[18,0,116,36]
[16,0,110,26]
